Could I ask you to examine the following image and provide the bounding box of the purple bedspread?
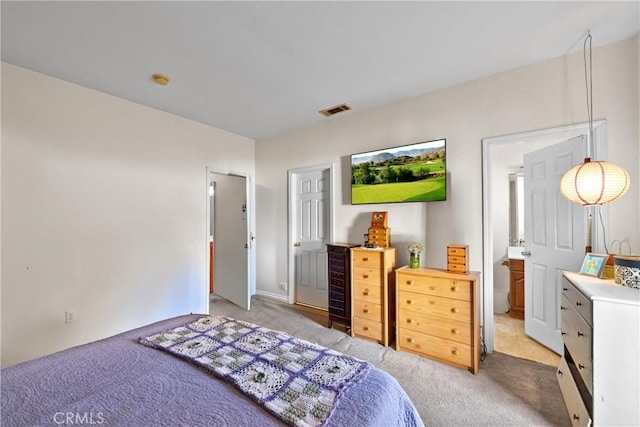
[1,314,423,426]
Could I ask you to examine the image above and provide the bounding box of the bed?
[2,314,423,426]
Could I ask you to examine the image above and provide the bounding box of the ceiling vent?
[319,103,352,117]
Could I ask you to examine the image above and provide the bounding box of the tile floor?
[493,313,561,367]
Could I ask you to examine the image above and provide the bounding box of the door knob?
[294,242,301,247]
[521,251,531,257]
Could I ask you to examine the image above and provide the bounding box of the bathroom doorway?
[482,121,607,363]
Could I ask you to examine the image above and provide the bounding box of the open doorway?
[482,121,607,363]
[206,168,256,311]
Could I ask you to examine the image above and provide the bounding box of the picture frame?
[579,252,607,278]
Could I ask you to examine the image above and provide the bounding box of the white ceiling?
[2,1,638,140]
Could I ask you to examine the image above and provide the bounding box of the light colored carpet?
[210,295,571,427]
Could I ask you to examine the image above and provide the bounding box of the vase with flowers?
[407,242,424,268]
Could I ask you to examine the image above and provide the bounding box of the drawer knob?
[363,308,369,314]
[562,287,568,291]
[576,301,582,306]
[406,318,413,324]
[406,280,413,285]
[407,337,414,343]
[451,328,459,334]
[558,369,563,376]
[362,274,369,279]
[363,326,369,331]
[573,414,580,421]
[450,286,459,292]
[451,307,459,313]
[363,289,369,296]
[362,257,369,262]
[560,306,566,310]
[451,348,459,355]
[429,286,436,290]
[578,331,584,337]
[578,363,585,370]
[407,299,414,304]
[561,331,567,336]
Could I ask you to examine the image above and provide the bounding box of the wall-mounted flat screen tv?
[351,138,446,204]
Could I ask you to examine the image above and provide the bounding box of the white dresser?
[558,271,640,426]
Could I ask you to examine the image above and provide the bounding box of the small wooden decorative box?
[447,244,469,273]
[368,212,390,247]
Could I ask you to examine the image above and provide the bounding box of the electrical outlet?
[279,282,287,291]
[65,311,76,323]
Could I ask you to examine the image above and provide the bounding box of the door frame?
[481,120,607,352]
[205,167,256,310]
[287,163,335,305]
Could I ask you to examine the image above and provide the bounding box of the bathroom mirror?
[509,172,524,246]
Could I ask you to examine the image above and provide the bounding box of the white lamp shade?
[560,158,630,205]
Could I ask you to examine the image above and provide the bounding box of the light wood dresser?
[557,271,640,427]
[395,266,480,374]
[350,247,396,346]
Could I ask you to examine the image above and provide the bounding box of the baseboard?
[255,290,289,303]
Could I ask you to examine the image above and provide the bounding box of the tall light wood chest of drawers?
[557,271,640,426]
[395,267,480,374]
[350,247,396,346]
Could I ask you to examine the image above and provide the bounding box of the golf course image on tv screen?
[351,139,446,204]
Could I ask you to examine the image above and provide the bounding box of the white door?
[209,172,252,310]
[291,167,331,309]
[523,135,586,353]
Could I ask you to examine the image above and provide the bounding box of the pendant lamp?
[560,31,630,206]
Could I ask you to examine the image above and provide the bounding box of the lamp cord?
[598,208,609,254]
[584,30,593,158]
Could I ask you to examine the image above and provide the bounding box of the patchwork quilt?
[139,316,371,427]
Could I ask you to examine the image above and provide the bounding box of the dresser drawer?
[398,310,471,344]
[329,285,345,302]
[328,262,346,277]
[561,317,593,394]
[562,279,592,326]
[353,300,383,322]
[561,295,592,361]
[447,255,466,264]
[557,357,591,427]
[328,301,345,317]
[561,307,593,393]
[398,290,472,321]
[352,251,382,269]
[352,280,382,304]
[327,245,351,255]
[397,273,472,302]
[352,266,382,286]
[352,317,383,341]
[447,246,467,256]
[447,263,468,273]
[398,328,471,366]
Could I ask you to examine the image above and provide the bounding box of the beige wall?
[1,63,255,367]
[2,35,637,366]
[255,35,639,299]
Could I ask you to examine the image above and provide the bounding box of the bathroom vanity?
[502,246,525,319]
[506,258,524,319]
